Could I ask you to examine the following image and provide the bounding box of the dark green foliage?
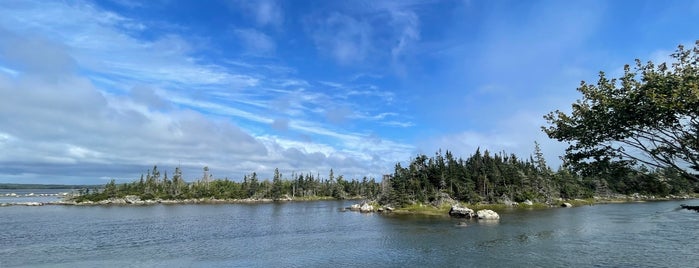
[544,41,699,181]
[78,146,696,204]
[380,146,696,207]
[78,166,382,202]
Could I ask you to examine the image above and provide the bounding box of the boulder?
[431,192,457,207]
[523,200,533,206]
[359,203,374,213]
[561,202,573,208]
[449,205,475,218]
[110,198,127,205]
[124,195,142,204]
[350,204,361,211]
[476,209,500,220]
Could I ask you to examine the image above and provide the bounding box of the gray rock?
[523,200,533,206]
[124,195,141,204]
[561,202,573,208]
[476,209,500,220]
[360,203,374,213]
[449,205,475,218]
[431,192,457,207]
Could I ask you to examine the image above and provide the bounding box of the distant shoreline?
[2,194,696,212]
[0,195,363,207]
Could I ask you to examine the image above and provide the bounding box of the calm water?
[1,199,698,267]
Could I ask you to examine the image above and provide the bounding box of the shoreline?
[0,195,364,207]
[2,194,697,211]
[392,195,699,216]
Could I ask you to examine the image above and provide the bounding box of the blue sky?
[0,0,698,184]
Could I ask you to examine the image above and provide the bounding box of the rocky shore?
[2,192,70,198]
[343,202,394,213]
[2,193,695,211]
[0,195,286,206]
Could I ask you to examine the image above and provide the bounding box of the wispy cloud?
[234,0,284,28]
[234,28,276,56]
[0,0,415,183]
[309,12,372,65]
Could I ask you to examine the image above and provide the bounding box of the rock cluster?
[346,202,396,213]
[0,202,44,206]
[349,202,375,213]
[449,205,500,221]
[2,193,69,197]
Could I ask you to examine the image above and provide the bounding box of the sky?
[1,0,698,184]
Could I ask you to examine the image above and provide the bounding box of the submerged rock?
[449,205,475,218]
[476,209,500,220]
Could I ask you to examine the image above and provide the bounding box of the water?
[1,199,698,267]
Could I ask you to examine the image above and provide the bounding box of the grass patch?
[290,196,336,201]
[391,203,451,216]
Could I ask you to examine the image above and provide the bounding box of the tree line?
[78,142,696,205]
[381,144,697,207]
[76,165,382,202]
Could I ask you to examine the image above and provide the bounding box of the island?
[4,144,695,219]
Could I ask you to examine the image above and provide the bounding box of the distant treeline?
[77,143,698,205]
[381,144,698,207]
[76,165,382,202]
